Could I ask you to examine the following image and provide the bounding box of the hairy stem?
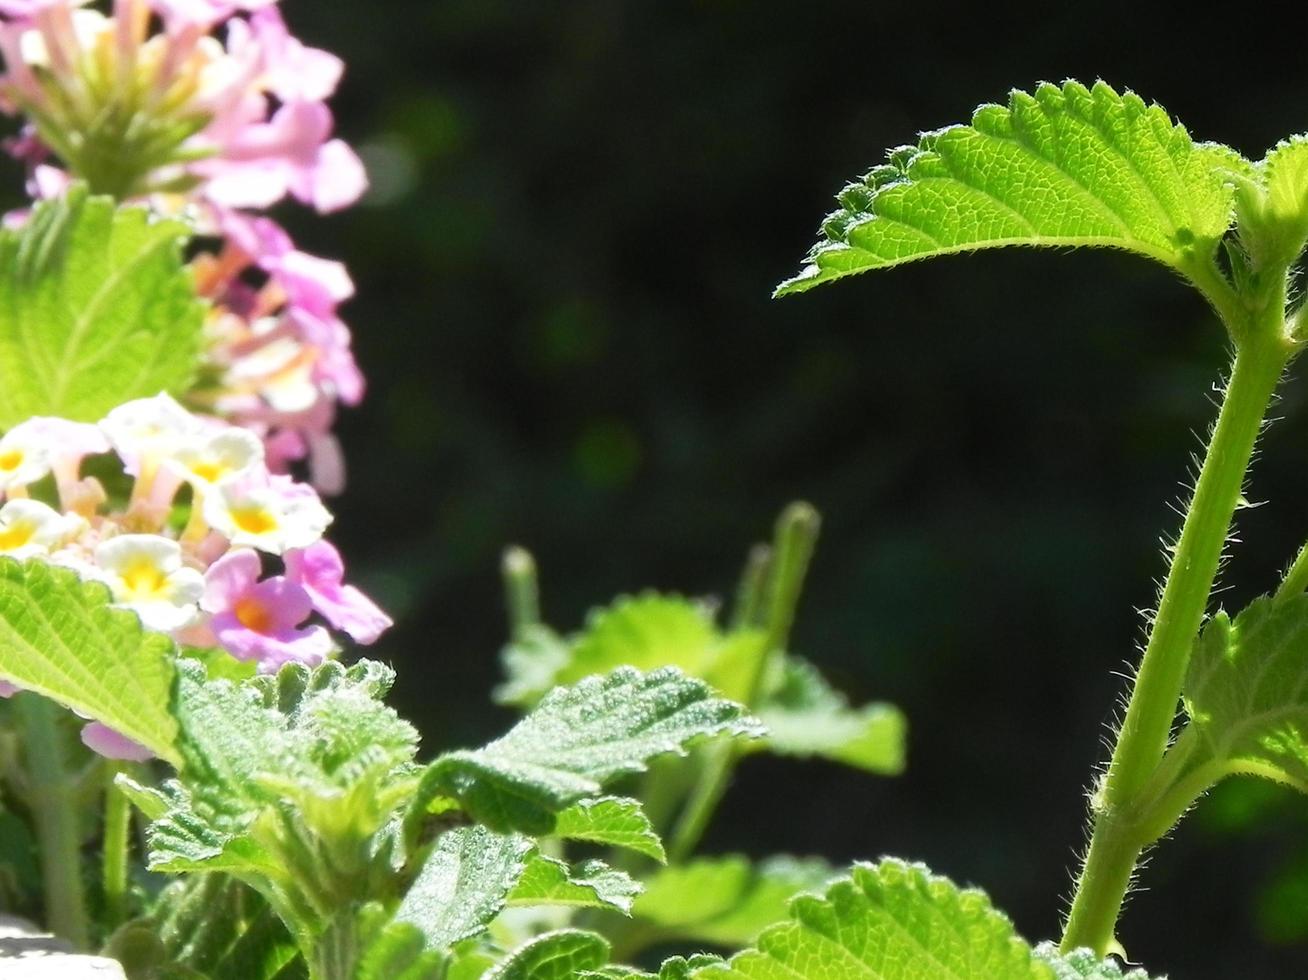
[14,693,90,948]
[1061,322,1293,954]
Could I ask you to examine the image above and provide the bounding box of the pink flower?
[198,100,367,213]
[201,548,332,670]
[80,721,153,762]
[285,540,391,645]
[0,680,17,697]
[149,0,274,30]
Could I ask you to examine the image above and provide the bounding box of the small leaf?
[0,558,179,765]
[634,855,833,948]
[496,624,572,706]
[757,658,906,775]
[487,929,611,980]
[1034,943,1164,979]
[563,595,720,683]
[1244,136,1308,268]
[690,858,1054,979]
[414,667,762,835]
[395,826,534,951]
[509,850,641,914]
[1181,594,1308,793]
[552,796,666,862]
[0,185,205,426]
[777,80,1244,300]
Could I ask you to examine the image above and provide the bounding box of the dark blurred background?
[278,3,1306,975]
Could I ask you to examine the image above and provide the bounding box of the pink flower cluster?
[0,395,391,760]
[0,0,367,490]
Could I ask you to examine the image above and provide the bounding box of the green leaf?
[1034,944,1163,980]
[355,906,446,980]
[395,826,534,951]
[776,80,1243,298]
[498,595,762,707]
[143,657,420,934]
[496,624,572,706]
[413,666,762,835]
[552,796,666,862]
[0,185,204,426]
[0,557,179,765]
[757,658,906,775]
[563,595,720,683]
[108,875,305,980]
[487,930,610,980]
[509,849,641,914]
[634,855,833,948]
[690,858,1055,980]
[1181,594,1308,793]
[1239,136,1308,268]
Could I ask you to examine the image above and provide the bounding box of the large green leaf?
[691,859,1052,980]
[757,658,906,775]
[634,855,832,948]
[0,185,205,426]
[776,80,1243,299]
[0,558,179,765]
[394,826,534,951]
[412,667,762,835]
[1181,594,1308,792]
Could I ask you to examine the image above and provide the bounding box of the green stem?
[13,693,90,948]
[1275,540,1308,603]
[102,764,130,931]
[501,546,541,640]
[1061,324,1293,954]
[666,503,820,864]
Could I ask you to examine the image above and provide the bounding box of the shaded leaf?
[395,826,534,951]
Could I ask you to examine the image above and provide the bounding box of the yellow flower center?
[231,506,278,537]
[0,521,34,551]
[191,460,227,484]
[120,560,168,599]
[0,449,23,473]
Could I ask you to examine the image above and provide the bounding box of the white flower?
[0,420,53,491]
[168,427,265,489]
[100,394,204,476]
[0,499,76,558]
[204,475,332,554]
[94,534,204,633]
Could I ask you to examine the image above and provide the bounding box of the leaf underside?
[1183,594,1308,792]
[776,79,1242,297]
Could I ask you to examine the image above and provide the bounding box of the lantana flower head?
[0,394,391,757]
[0,0,366,211]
